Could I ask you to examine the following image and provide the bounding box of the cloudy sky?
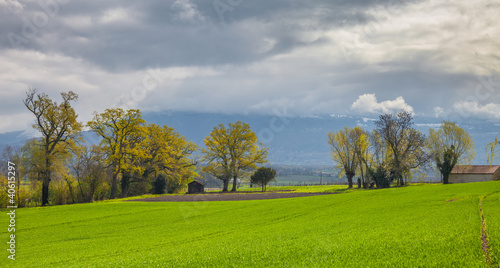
[1,0,499,134]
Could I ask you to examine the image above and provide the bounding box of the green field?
[1,182,499,267]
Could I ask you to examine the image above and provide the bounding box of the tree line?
[328,110,476,188]
[0,89,497,207]
[0,89,277,207]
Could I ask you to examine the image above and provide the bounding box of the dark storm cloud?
[0,0,419,71]
[1,0,500,133]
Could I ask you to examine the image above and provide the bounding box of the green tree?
[427,121,475,184]
[87,108,145,198]
[435,146,458,184]
[375,110,428,186]
[203,121,268,192]
[23,89,82,206]
[250,167,277,192]
[327,127,358,188]
[368,165,393,188]
[152,173,167,194]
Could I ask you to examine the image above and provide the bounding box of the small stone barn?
[187,180,205,194]
[449,165,500,183]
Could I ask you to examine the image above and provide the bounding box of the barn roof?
[188,180,205,185]
[451,165,500,174]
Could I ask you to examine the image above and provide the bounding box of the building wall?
[494,169,500,181]
[188,183,204,193]
[449,174,493,183]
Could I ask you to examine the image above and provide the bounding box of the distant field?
[272,174,342,185]
[1,182,499,267]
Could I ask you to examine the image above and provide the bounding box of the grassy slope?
[1,182,499,267]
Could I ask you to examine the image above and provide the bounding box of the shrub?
[165,176,183,194]
[369,165,393,189]
[152,174,167,194]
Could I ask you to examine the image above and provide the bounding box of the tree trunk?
[443,172,450,184]
[399,176,404,186]
[360,167,368,189]
[347,174,353,188]
[110,171,118,199]
[42,152,51,206]
[65,177,76,204]
[231,175,237,192]
[42,177,50,206]
[77,175,86,202]
[222,177,229,192]
[121,173,131,198]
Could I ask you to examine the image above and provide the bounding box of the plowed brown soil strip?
[130,192,335,202]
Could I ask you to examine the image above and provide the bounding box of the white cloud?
[0,0,24,12]
[453,101,500,118]
[0,50,218,132]
[171,0,206,23]
[434,106,445,118]
[334,0,500,76]
[351,94,414,115]
[100,8,133,24]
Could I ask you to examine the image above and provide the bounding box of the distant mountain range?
[143,111,499,165]
[1,111,499,165]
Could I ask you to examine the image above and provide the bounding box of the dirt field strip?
[129,192,336,202]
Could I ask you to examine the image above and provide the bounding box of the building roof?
[188,180,205,185]
[451,165,500,174]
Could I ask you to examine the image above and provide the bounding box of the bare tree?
[375,110,429,186]
[70,145,107,202]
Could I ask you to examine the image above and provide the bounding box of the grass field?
[482,191,500,265]
[1,182,499,267]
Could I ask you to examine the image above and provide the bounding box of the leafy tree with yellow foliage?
[352,127,372,188]
[87,108,145,198]
[23,89,82,206]
[327,127,358,188]
[139,124,198,193]
[203,121,268,192]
